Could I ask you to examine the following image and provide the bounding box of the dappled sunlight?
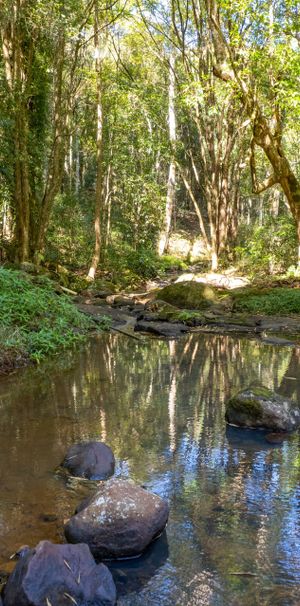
[175,271,250,290]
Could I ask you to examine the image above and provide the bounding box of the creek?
[0,333,299,605]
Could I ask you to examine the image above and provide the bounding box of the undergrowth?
[0,267,98,369]
[232,287,300,315]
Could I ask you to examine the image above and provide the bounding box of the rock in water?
[225,385,300,431]
[265,432,286,445]
[3,540,116,606]
[65,478,169,559]
[62,441,115,480]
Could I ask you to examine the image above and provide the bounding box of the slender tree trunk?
[158,54,176,256]
[271,188,280,217]
[208,195,219,270]
[2,2,31,262]
[33,32,66,261]
[88,3,104,280]
[14,97,31,262]
[75,136,80,195]
[103,160,113,255]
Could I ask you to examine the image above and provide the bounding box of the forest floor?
[1,264,300,376]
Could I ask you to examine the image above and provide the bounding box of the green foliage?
[232,287,300,315]
[158,255,189,272]
[105,241,188,287]
[234,216,297,275]
[47,193,94,267]
[0,267,94,365]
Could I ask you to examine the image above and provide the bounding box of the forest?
[1,2,300,605]
[0,0,299,280]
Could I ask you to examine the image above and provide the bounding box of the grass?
[0,267,103,371]
[232,287,300,315]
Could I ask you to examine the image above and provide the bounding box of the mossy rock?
[143,300,205,325]
[226,384,300,431]
[157,281,223,310]
[144,300,181,321]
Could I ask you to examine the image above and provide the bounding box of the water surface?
[0,333,299,605]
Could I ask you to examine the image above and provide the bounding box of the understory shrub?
[234,215,297,275]
[0,268,95,364]
[233,287,300,315]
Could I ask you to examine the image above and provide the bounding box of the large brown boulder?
[226,385,300,431]
[3,540,116,606]
[62,441,115,480]
[64,478,169,559]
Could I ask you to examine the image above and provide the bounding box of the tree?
[158,53,177,256]
[88,0,105,279]
[168,0,247,269]
[207,0,300,263]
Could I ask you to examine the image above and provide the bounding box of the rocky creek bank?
[76,280,300,346]
[0,441,169,605]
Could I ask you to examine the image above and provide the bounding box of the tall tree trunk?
[33,31,66,261]
[14,109,31,262]
[2,2,31,262]
[88,2,104,280]
[158,54,176,256]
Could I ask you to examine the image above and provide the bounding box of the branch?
[250,140,279,194]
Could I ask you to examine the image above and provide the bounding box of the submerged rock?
[62,441,115,480]
[225,385,300,431]
[64,478,169,559]
[3,540,116,606]
[110,530,169,596]
[265,432,287,445]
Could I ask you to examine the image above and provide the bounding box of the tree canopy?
[0,0,299,278]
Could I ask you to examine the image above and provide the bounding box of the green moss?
[227,385,275,420]
[227,394,263,418]
[158,281,223,310]
[248,385,273,398]
[176,310,205,323]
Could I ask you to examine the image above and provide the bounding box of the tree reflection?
[0,334,299,604]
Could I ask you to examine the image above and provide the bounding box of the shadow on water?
[0,333,300,604]
[226,425,286,450]
[107,531,169,596]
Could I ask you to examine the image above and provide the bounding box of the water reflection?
[109,531,169,595]
[0,334,299,605]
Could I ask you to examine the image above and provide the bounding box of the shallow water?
[0,333,299,605]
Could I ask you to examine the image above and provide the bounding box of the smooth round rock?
[265,432,286,445]
[3,540,116,606]
[62,441,115,480]
[225,385,300,432]
[64,478,169,559]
